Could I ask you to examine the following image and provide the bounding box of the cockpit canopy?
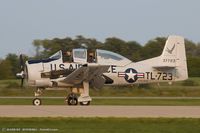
[96,49,131,66]
[49,49,132,66]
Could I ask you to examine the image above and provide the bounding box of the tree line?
[0,35,200,79]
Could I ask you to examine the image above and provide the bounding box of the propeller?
[20,76,24,87]
[20,54,25,71]
[16,54,25,87]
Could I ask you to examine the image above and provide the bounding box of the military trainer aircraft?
[16,35,188,106]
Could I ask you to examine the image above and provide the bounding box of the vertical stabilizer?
[160,36,188,80]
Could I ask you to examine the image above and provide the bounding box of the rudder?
[160,36,188,81]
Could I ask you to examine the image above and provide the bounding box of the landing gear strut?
[65,81,92,106]
[32,88,44,106]
[78,81,91,106]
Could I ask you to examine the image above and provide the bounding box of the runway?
[1,96,200,99]
[0,105,200,118]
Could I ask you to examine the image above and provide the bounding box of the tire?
[33,98,42,106]
[67,93,78,106]
[80,101,90,106]
[68,97,78,105]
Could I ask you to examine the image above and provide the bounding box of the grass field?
[0,117,200,133]
[0,78,200,97]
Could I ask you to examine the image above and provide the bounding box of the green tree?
[185,39,197,57]
[126,41,142,61]
[187,56,200,77]
[32,36,103,58]
[5,54,20,77]
[0,59,13,79]
[140,37,166,60]
[194,43,200,56]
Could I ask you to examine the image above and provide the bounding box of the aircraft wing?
[59,64,110,85]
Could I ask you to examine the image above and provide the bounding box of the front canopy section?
[49,50,62,60]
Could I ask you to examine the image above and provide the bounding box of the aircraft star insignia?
[118,68,144,83]
[124,68,138,83]
[126,69,137,80]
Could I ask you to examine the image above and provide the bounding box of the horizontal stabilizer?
[153,66,175,71]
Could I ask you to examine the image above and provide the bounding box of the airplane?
[16,35,188,106]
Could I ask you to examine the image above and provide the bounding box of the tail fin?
[159,36,188,80]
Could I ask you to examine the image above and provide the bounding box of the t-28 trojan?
[16,36,188,106]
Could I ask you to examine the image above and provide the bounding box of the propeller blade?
[19,54,24,70]
[18,54,26,88]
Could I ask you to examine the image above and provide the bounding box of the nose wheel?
[33,98,42,106]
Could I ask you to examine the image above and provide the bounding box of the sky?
[0,0,200,58]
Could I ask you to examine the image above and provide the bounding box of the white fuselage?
[25,58,176,88]
[25,36,188,89]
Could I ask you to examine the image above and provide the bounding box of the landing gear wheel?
[66,93,78,106]
[33,98,42,106]
[80,101,90,106]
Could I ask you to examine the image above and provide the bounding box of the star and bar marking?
[118,68,144,83]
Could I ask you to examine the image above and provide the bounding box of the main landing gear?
[65,82,91,106]
[65,93,91,106]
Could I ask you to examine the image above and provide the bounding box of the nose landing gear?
[32,88,43,106]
